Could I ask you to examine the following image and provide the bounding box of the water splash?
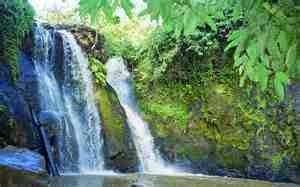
[106,57,175,173]
[33,25,104,174]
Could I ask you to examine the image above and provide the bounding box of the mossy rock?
[137,77,300,181]
[95,85,138,172]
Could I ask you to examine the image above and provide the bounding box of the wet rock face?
[96,85,139,172]
[0,50,40,149]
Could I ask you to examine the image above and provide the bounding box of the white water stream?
[106,57,175,173]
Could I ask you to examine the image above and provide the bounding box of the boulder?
[0,146,46,174]
[0,146,47,186]
[95,85,139,172]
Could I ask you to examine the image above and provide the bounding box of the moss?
[95,86,125,144]
[133,58,300,174]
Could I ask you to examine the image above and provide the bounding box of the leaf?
[234,55,248,67]
[121,0,133,17]
[277,31,289,54]
[225,37,240,51]
[274,72,289,100]
[205,15,217,31]
[183,8,199,35]
[286,43,297,69]
[245,62,256,81]
[228,30,242,41]
[255,63,269,91]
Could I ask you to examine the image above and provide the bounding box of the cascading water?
[33,25,104,174]
[106,57,174,173]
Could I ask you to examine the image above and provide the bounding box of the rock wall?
[95,85,139,172]
[0,34,40,149]
[143,81,300,183]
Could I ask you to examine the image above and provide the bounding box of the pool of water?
[34,174,299,187]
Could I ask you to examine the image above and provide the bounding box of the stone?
[0,146,46,174]
[0,146,47,186]
[131,184,145,187]
[287,167,300,184]
[96,85,139,172]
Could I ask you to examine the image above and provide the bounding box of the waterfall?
[33,25,104,174]
[106,57,174,173]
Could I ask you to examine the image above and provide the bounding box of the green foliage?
[100,18,153,62]
[79,0,133,25]
[134,25,221,87]
[89,57,107,86]
[78,0,300,172]
[225,0,300,100]
[78,0,300,100]
[141,0,224,35]
[0,0,34,81]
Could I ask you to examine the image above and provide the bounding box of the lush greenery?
[79,0,300,100]
[130,25,300,175]
[89,57,107,86]
[0,0,34,81]
[0,0,298,180]
[78,0,300,177]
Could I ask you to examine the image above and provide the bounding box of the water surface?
[44,174,299,187]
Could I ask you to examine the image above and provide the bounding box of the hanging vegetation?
[0,0,34,81]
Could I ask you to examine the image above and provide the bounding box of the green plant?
[226,0,300,100]
[89,57,107,86]
[100,18,153,62]
[79,0,300,100]
[79,0,133,25]
[0,0,34,81]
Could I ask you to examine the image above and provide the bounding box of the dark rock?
[287,166,300,184]
[0,146,47,187]
[131,184,144,187]
[216,169,244,178]
[0,146,46,174]
[247,165,273,181]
